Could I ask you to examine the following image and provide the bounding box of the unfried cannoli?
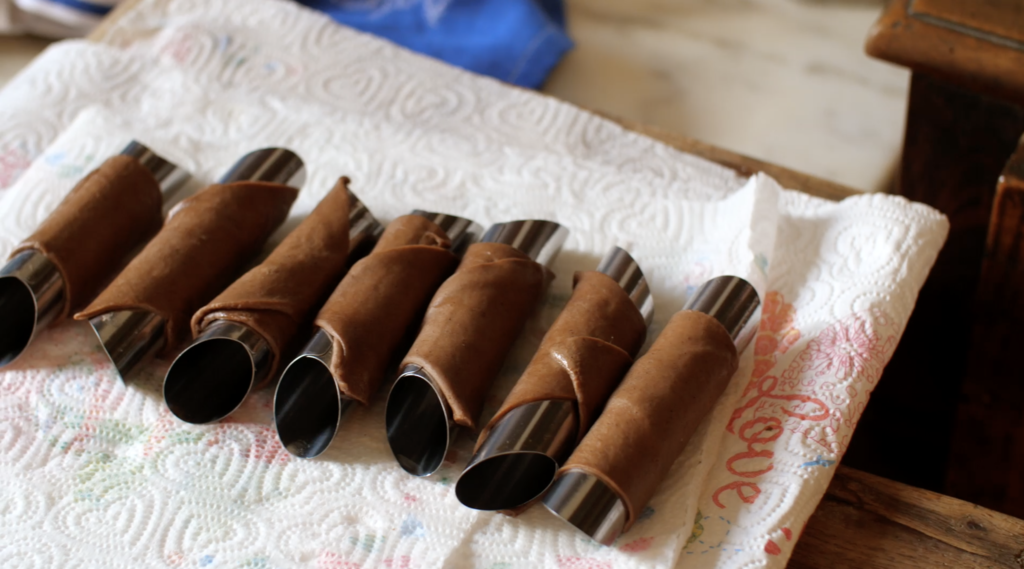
[456,247,652,512]
[75,148,304,382]
[273,211,479,458]
[544,276,760,545]
[0,142,188,367]
[163,177,382,424]
[385,220,568,477]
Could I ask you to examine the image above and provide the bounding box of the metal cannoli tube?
[455,246,653,512]
[386,220,569,477]
[274,210,481,458]
[0,141,189,367]
[543,275,760,545]
[74,148,304,382]
[162,178,382,424]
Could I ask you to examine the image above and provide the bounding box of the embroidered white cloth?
[0,1,948,568]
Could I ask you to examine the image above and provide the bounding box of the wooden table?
[88,2,1024,566]
[861,0,1024,518]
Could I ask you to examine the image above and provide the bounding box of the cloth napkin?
[0,0,948,567]
[299,0,572,88]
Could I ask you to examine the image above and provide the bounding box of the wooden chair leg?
[946,139,1024,517]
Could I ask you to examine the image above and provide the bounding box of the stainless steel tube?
[276,210,481,459]
[385,219,569,477]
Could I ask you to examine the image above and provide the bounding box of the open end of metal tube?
[274,356,344,458]
[455,399,577,511]
[385,369,451,476]
[164,338,255,424]
[0,250,65,368]
[0,277,36,367]
[456,452,558,511]
[542,469,628,546]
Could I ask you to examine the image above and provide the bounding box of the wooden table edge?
[865,0,1024,106]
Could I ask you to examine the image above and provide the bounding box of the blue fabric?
[296,0,573,89]
[47,0,113,16]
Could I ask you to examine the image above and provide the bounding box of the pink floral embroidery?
[782,308,895,385]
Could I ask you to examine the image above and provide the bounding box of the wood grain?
[792,467,1024,568]
[866,0,1024,105]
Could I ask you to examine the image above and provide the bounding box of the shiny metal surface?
[218,147,306,189]
[0,250,65,367]
[119,140,191,198]
[481,219,569,267]
[385,364,455,476]
[163,320,272,424]
[274,328,356,458]
[411,210,483,254]
[455,400,577,511]
[596,246,655,326]
[347,189,382,256]
[88,310,166,383]
[542,469,628,546]
[683,275,762,351]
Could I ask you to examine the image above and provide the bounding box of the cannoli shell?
[12,155,163,317]
[75,181,297,352]
[190,177,353,380]
[559,310,739,531]
[314,214,458,405]
[402,241,552,430]
[478,271,648,448]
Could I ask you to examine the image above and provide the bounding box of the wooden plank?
[866,0,1024,105]
[791,466,1024,568]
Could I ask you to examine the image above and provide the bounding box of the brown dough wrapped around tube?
[559,310,739,531]
[11,155,163,316]
[479,270,648,446]
[190,177,354,379]
[75,181,298,352]
[315,214,459,405]
[401,241,552,429]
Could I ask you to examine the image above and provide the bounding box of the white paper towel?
[0,1,948,568]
